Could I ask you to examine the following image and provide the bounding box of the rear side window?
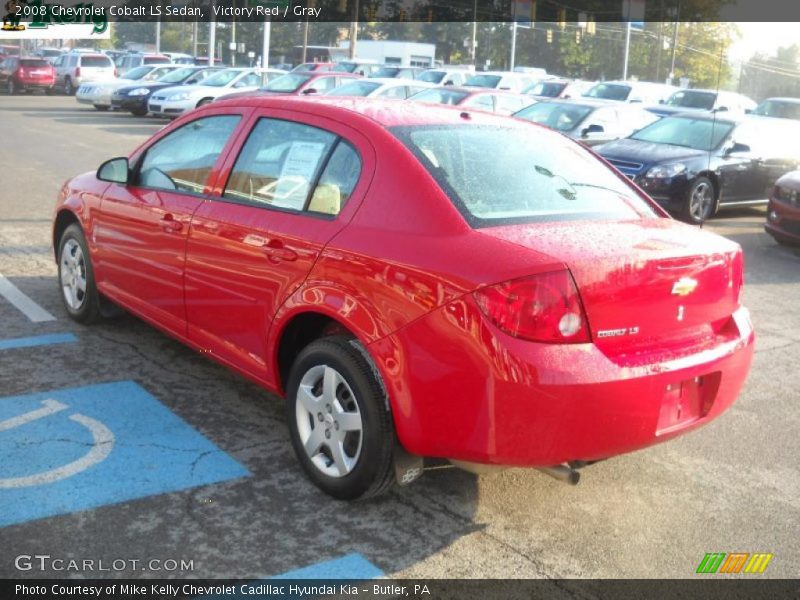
[136,115,241,194]
[223,118,361,216]
[392,124,657,226]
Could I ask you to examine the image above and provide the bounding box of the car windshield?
[371,67,401,78]
[409,88,469,105]
[332,62,358,73]
[392,124,657,225]
[753,100,800,120]
[584,83,631,101]
[417,71,445,83]
[143,67,173,81]
[514,102,593,132]
[81,56,111,68]
[124,66,153,80]
[326,81,381,96]
[202,69,243,87]
[630,116,734,151]
[20,59,49,68]
[665,90,717,110]
[525,81,568,97]
[157,67,197,83]
[263,73,311,92]
[464,74,501,88]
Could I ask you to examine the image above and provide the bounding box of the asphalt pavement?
[0,95,798,580]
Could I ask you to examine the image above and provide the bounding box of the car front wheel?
[64,78,75,95]
[682,176,717,224]
[7,78,17,95]
[286,336,395,500]
[57,224,101,323]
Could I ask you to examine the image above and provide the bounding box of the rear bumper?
[16,77,54,88]
[765,197,800,243]
[370,297,754,466]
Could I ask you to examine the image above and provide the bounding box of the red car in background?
[0,56,56,94]
[52,97,754,499]
[765,170,800,245]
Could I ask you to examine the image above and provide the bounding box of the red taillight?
[75,66,81,77]
[473,270,591,343]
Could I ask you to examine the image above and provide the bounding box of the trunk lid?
[481,218,742,354]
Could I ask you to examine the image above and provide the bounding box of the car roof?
[424,86,523,97]
[213,96,534,129]
[534,97,620,108]
[761,97,800,104]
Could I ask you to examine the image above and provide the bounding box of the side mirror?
[745,108,753,114]
[581,124,604,138]
[301,88,318,95]
[97,157,129,184]
[658,99,665,104]
[725,142,751,156]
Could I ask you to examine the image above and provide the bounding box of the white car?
[53,51,116,95]
[76,65,179,111]
[583,80,678,104]
[148,68,285,118]
[463,71,536,93]
[416,68,471,86]
[325,78,436,99]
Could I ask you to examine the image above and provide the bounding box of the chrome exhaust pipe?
[537,465,580,485]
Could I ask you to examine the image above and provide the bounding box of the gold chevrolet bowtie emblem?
[671,277,698,296]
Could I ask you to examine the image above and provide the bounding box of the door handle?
[160,214,183,233]
[262,238,297,262]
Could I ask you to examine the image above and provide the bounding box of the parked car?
[647,89,757,117]
[291,62,335,72]
[53,52,115,95]
[752,97,800,121]
[408,86,534,115]
[416,68,469,86]
[597,113,800,223]
[53,96,754,499]
[513,99,659,146]
[218,71,361,101]
[583,80,677,104]
[332,60,381,76]
[369,66,424,80]
[115,53,172,77]
[112,67,221,116]
[524,78,596,100]
[34,47,66,64]
[77,65,179,111]
[147,68,285,118]
[0,56,55,94]
[325,78,436,99]
[464,71,535,93]
[765,171,800,245]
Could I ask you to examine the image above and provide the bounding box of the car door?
[93,110,246,334]
[578,108,619,145]
[184,111,373,382]
[717,121,766,201]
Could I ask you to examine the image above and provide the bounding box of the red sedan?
[52,97,754,499]
[0,56,55,94]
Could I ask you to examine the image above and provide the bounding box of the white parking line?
[0,273,55,322]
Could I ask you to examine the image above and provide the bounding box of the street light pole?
[155,20,161,53]
[509,21,517,71]
[471,0,477,63]
[622,21,631,80]
[208,2,216,65]
[262,19,271,68]
[349,0,359,60]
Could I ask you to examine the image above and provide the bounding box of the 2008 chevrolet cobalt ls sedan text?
[52,97,754,499]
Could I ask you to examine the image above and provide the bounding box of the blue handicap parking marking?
[0,380,250,528]
[0,333,77,351]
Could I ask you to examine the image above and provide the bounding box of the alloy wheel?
[60,238,87,310]
[689,181,713,221]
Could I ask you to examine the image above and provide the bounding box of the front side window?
[223,118,361,216]
[137,115,241,194]
[392,124,657,226]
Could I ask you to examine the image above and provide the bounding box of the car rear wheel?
[57,224,101,324]
[64,77,75,95]
[286,336,395,500]
[682,176,717,224]
[93,104,109,111]
[131,107,148,117]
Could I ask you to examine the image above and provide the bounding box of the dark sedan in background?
[766,171,800,245]
[597,114,800,223]
[111,66,220,116]
[513,99,658,146]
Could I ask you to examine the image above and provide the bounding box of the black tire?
[93,104,110,111]
[57,224,101,324]
[196,97,212,108]
[64,77,75,95]
[7,78,17,95]
[131,107,148,117]
[45,87,55,95]
[286,336,395,500]
[682,176,717,224]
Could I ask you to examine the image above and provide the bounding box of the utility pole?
[669,0,681,82]
[302,19,309,63]
[262,19,271,68]
[192,21,198,57]
[623,21,632,80]
[509,21,517,71]
[348,0,359,59]
[208,4,216,65]
[471,0,477,63]
[155,21,161,53]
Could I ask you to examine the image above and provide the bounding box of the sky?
[730,22,800,63]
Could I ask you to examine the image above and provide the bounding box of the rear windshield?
[20,59,50,68]
[514,102,593,132]
[410,88,469,105]
[80,56,112,68]
[525,81,568,97]
[391,124,657,226]
[584,83,631,101]
[464,74,501,88]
